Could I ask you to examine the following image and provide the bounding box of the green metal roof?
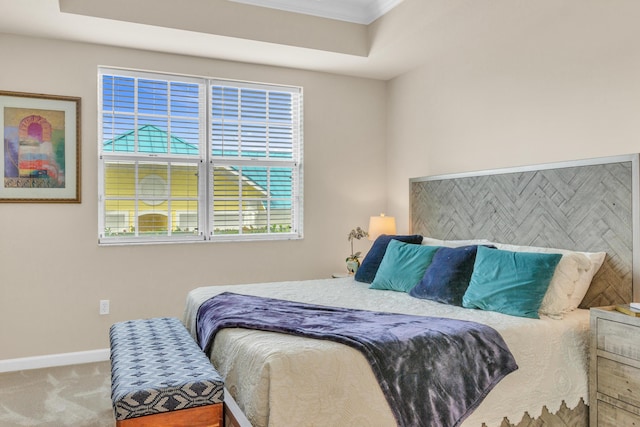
[103,125,199,155]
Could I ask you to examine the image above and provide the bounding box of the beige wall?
[5,1,640,361]
[0,34,387,359]
[386,1,640,234]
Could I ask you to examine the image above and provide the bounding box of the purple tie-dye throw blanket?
[196,292,518,427]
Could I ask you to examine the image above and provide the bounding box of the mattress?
[183,277,590,427]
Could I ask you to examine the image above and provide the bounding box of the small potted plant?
[346,226,369,274]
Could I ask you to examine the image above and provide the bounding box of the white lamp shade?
[368,214,396,240]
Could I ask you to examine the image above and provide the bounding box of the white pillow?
[495,243,606,319]
[422,237,494,248]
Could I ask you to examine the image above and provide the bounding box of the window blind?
[98,68,303,244]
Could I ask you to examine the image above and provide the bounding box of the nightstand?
[590,306,640,426]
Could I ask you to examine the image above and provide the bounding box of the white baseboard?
[0,349,110,373]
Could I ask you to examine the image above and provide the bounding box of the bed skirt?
[488,399,587,427]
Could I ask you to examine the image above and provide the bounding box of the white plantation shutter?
[98,68,303,244]
[210,81,302,238]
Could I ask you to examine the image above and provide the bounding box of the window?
[98,68,303,244]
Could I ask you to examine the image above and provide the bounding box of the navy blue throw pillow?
[409,245,480,306]
[354,234,424,284]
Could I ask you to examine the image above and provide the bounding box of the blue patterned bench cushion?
[109,317,224,421]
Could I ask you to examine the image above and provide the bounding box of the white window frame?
[98,67,303,245]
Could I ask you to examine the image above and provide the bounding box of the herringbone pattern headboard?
[410,155,639,307]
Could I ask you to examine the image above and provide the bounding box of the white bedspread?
[183,277,590,427]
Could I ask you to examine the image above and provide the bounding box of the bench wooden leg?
[115,403,223,427]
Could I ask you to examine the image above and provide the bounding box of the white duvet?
[183,277,589,427]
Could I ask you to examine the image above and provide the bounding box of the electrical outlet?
[99,299,110,315]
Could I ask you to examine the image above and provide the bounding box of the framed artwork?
[0,90,81,203]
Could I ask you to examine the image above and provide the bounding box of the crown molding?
[230,0,403,24]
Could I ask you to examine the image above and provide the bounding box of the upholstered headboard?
[409,154,639,308]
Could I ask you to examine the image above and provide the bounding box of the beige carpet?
[0,361,114,427]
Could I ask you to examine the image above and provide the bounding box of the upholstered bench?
[109,317,224,427]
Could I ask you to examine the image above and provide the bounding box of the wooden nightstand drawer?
[597,400,640,426]
[597,318,640,361]
[590,307,640,426]
[597,356,640,407]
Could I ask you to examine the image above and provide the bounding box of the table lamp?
[368,214,396,241]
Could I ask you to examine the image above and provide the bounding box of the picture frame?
[0,90,81,203]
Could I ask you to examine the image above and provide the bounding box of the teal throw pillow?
[369,240,440,292]
[355,234,424,283]
[462,246,562,318]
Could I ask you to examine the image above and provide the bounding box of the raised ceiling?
[0,1,595,81]
[0,0,431,80]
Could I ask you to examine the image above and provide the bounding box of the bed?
[184,154,639,427]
